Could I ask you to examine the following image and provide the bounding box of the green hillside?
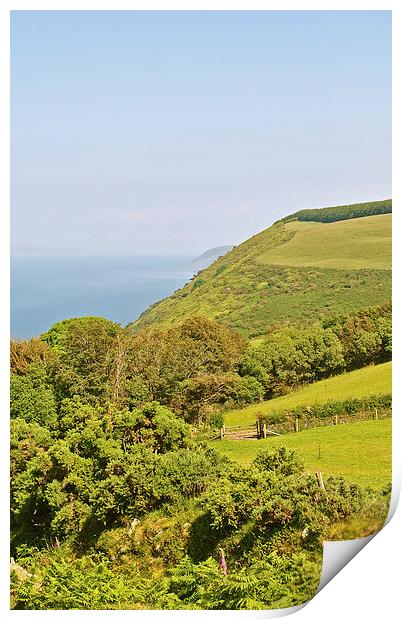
[132,200,391,336]
[211,419,391,489]
[224,361,392,427]
[257,215,391,270]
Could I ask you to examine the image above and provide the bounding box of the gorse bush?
[10,363,57,427]
[203,446,371,541]
[11,400,222,542]
[11,440,380,610]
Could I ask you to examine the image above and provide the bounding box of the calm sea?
[11,255,194,340]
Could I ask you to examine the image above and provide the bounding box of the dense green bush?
[253,446,304,476]
[232,375,265,405]
[10,363,57,427]
[10,412,385,611]
[10,398,223,544]
[327,302,392,369]
[240,324,345,398]
[203,446,372,540]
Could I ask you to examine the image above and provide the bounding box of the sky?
[11,10,391,256]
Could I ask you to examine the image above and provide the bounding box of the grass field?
[257,215,391,270]
[211,419,391,489]
[224,362,392,428]
[133,205,391,336]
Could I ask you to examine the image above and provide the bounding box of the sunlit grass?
[257,215,391,270]
[211,419,391,489]
[224,362,392,428]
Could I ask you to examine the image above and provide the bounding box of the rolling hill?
[132,200,391,337]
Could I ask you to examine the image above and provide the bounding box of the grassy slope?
[258,215,391,269]
[225,362,392,427]
[211,419,391,489]
[132,210,391,337]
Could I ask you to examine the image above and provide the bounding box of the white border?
[1,3,400,618]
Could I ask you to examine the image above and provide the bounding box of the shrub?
[253,446,304,477]
[232,375,265,405]
[10,364,57,427]
[192,278,205,290]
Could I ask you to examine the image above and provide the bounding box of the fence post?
[263,423,267,439]
[374,409,378,420]
[335,415,338,426]
[295,418,299,433]
[256,419,260,438]
[315,470,325,491]
[220,427,224,440]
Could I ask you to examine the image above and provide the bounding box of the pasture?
[257,214,391,270]
[212,419,391,489]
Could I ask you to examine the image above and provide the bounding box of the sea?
[11,255,194,340]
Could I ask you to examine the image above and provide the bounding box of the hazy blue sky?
[11,10,391,256]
